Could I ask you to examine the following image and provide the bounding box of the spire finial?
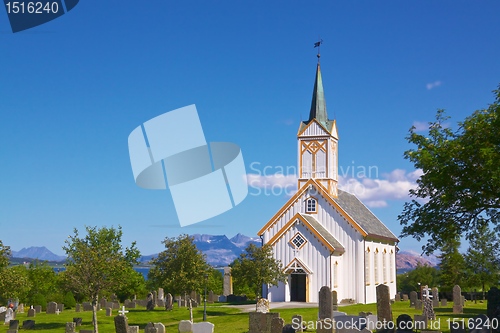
[314,38,323,61]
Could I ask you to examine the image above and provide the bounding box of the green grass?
[0,300,488,333]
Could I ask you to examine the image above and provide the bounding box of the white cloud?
[246,168,423,207]
[412,121,429,132]
[426,80,442,90]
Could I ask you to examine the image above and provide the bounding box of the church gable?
[297,119,332,137]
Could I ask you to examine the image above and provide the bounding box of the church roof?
[298,62,334,133]
[333,190,398,242]
[258,179,399,243]
[298,213,345,253]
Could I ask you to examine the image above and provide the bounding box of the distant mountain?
[138,233,262,267]
[396,250,439,273]
[11,247,66,262]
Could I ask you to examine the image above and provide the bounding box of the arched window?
[390,250,394,282]
[365,248,370,285]
[383,249,387,283]
[333,261,339,288]
[374,249,379,284]
[305,197,317,213]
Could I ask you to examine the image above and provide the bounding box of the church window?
[290,232,307,249]
[390,250,394,282]
[333,261,339,288]
[305,197,317,213]
[383,250,387,283]
[365,248,370,285]
[374,249,379,284]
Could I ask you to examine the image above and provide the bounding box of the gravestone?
[73,318,82,326]
[208,290,215,303]
[22,320,35,330]
[223,266,232,296]
[218,295,227,302]
[271,317,285,333]
[154,323,165,333]
[17,304,24,314]
[403,294,409,301]
[283,324,295,333]
[333,290,339,311]
[441,299,448,307]
[469,314,491,333]
[178,320,193,333]
[114,314,129,333]
[415,299,422,310]
[453,285,463,314]
[27,308,35,317]
[487,287,500,333]
[4,308,14,324]
[57,303,64,313]
[129,326,139,333]
[248,312,279,333]
[153,291,158,306]
[256,298,270,313]
[396,314,413,333]
[9,320,20,330]
[376,284,393,324]
[75,304,81,312]
[414,314,427,330]
[432,287,439,307]
[318,286,334,333]
[106,308,113,316]
[100,298,107,309]
[409,291,417,308]
[65,322,76,333]
[292,314,303,332]
[165,293,173,311]
[395,294,401,302]
[144,322,157,333]
[423,297,435,320]
[193,322,215,333]
[34,305,42,313]
[146,293,155,311]
[82,302,92,311]
[46,302,57,314]
[158,288,164,301]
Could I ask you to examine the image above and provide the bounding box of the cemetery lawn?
[0,301,487,333]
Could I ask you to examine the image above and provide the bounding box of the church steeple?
[308,62,329,128]
[297,57,339,198]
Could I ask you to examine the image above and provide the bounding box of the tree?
[438,236,466,291]
[397,263,439,294]
[26,261,61,306]
[0,265,32,303]
[464,224,500,292]
[63,226,140,333]
[399,87,500,254]
[230,244,287,299]
[148,234,209,296]
[0,240,11,270]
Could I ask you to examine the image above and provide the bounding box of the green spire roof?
[308,62,329,127]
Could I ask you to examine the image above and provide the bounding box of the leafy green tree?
[206,268,223,295]
[438,236,466,291]
[63,226,140,333]
[0,265,32,303]
[230,244,287,299]
[464,224,500,292]
[0,240,11,270]
[115,269,147,302]
[148,234,209,296]
[399,87,500,254]
[25,261,60,305]
[397,263,439,294]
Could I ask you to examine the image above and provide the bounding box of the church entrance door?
[290,273,307,302]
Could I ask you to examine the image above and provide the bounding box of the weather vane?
[314,38,323,60]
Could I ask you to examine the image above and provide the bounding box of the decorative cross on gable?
[118,306,129,316]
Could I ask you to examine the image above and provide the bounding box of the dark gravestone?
[333,290,339,311]
[106,307,112,316]
[146,293,155,311]
[100,297,107,309]
[165,293,173,311]
[453,285,463,314]
[292,314,303,333]
[144,322,158,333]
[396,314,413,333]
[27,308,35,317]
[318,286,334,333]
[487,287,500,333]
[114,315,129,333]
[248,312,280,333]
[46,302,57,314]
[395,294,401,302]
[377,284,393,323]
[403,294,409,301]
[22,320,35,330]
[34,305,42,314]
[441,299,448,307]
[283,324,296,333]
[73,318,83,326]
[414,315,427,330]
[450,319,466,333]
[432,288,439,307]
[208,290,215,303]
[57,303,64,313]
[271,317,285,333]
[415,300,422,311]
[409,291,417,308]
[82,302,93,311]
[75,304,81,312]
[9,320,20,330]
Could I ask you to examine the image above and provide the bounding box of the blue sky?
[1,1,499,256]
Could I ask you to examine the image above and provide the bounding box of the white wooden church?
[257,59,398,304]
